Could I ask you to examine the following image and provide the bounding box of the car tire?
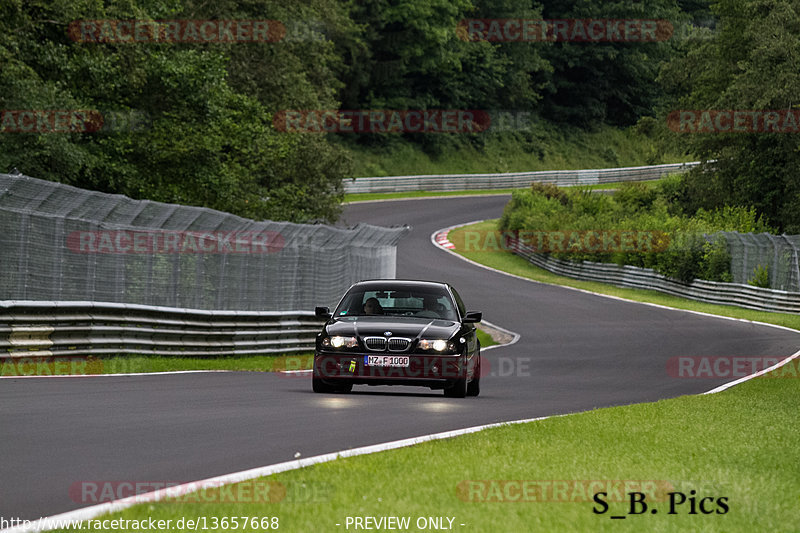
[313,376,352,394]
[312,376,335,393]
[444,355,470,398]
[466,356,480,397]
[444,377,467,398]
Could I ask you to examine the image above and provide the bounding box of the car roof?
[350,279,451,291]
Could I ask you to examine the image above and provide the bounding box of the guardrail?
[510,245,800,315]
[0,301,324,359]
[344,162,699,194]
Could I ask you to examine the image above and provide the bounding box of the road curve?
[1,195,798,520]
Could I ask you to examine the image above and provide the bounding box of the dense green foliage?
[537,0,682,127]
[0,0,354,222]
[498,178,773,283]
[2,0,796,230]
[348,123,691,177]
[657,0,800,233]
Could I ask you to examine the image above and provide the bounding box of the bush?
[529,182,570,205]
[571,188,614,218]
[701,236,733,283]
[655,233,706,284]
[497,182,746,284]
[614,183,657,212]
[748,265,770,289]
[694,206,774,234]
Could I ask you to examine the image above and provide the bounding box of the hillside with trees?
[1,0,797,231]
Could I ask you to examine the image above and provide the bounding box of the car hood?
[325,316,460,340]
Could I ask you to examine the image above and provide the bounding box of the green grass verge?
[448,221,800,331]
[475,327,498,349]
[53,365,800,532]
[4,328,498,376]
[0,353,314,376]
[96,354,315,374]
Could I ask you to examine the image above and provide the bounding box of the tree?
[537,0,683,128]
[336,0,550,156]
[659,0,800,232]
[0,0,351,223]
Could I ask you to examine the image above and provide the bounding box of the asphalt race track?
[2,195,798,521]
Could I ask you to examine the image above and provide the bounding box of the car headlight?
[323,336,358,349]
[418,339,454,352]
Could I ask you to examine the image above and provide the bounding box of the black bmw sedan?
[313,280,482,397]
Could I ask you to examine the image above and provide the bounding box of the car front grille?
[363,336,412,352]
[364,337,386,351]
[388,338,411,352]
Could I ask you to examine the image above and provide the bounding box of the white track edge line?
[702,348,800,394]
[430,222,800,335]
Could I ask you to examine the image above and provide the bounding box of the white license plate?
[364,355,410,367]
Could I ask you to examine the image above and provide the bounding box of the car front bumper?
[313,351,466,387]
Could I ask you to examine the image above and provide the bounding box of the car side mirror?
[463,311,482,323]
[315,306,332,319]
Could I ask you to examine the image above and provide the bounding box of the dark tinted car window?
[335,285,458,320]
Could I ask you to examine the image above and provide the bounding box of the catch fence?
[719,231,800,292]
[0,174,408,311]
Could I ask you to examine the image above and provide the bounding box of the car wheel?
[443,358,468,398]
[444,355,469,398]
[313,376,352,393]
[466,357,480,397]
[444,377,467,397]
[312,376,335,393]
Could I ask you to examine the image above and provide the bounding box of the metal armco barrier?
[0,301,324,359]
[344,162,699,194]
[511,245,800,315]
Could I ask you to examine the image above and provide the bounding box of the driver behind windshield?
[363,297,383,315]
[416,294,445,318]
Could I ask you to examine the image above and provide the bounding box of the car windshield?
[334,286,459,321]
